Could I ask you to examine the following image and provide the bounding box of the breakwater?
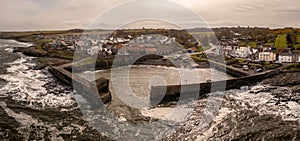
[49,55,282,106]
[150,69,281,104]
[71,55,175,72]
[48,63,111,104]
[208,60,249,77]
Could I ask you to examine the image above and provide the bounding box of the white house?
[224,46,252,58]
[233,47,252,58]
[223,46,233,56]
[258,52,277,61]
[295,53,300,62]
[278,52,300,63]
[278,52,293,63]
[87,46,100,55]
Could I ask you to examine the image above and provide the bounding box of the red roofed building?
[145,48,158,54]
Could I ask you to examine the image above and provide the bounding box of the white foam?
[0,39,33,48]
[225,86,300,121]
[141,107,194,122]
[4,48,14,52]
[0,57,75,109]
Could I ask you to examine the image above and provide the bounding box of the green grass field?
[264,43,274,46]
[190,32,215,35]
[275,34,288,49]
[191,32,216,39]
[247,42,257,48]
[294,35,300,49]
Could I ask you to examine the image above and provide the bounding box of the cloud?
[231,4,264,13]
[279,9,300,15]
[208,20,240,27]
[0,0,300,31]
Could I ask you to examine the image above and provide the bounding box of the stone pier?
[150,69,281,104]
[48,63,111,104]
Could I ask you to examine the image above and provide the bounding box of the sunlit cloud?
[0,0,299,31]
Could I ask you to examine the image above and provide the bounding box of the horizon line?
[1,26,299,32]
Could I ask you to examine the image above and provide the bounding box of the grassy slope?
[294,35,300,49]
[275,34,288,49]
[247,42,257,48]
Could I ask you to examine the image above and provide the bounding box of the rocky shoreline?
[262,71,300,92]
[0,96,112,141]
[2,39,300,140]
[164,79,300,140]
[13,47,72,70]
[206,85,300,140]
[0,70,112,140]
[0,44,112,140]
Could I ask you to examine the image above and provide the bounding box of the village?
[37,33,184,58]
[24,28,300,74]
[203,29,300,74]
[219,32,300,63]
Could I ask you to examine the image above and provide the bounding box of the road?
[204,43,219,54]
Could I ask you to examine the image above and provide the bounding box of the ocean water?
[0,39,32,48]
[0,40,93,140]
[0,39,74,109]
[0,57,75,108]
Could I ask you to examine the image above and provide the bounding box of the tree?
[255,35,265,42]
[292,29,299,35]
[286,32,297,47]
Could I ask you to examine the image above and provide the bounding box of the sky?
[0,0,299,31]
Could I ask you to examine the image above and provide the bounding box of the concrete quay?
[48,63,111,104]
[150,69,281,104]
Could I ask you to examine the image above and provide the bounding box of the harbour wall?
[150,69,281,104]
[48,63,111,104]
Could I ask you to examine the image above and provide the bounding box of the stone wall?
[72,54,176,72]
[208,60,248,77]
[48,64,111,104]
[150,69,281,105]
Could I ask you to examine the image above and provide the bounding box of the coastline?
[1,36,300,140]
[0,40,112,140]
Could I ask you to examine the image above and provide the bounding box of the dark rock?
[206,110,300,141]
[0,48,21,75]
[262,72,300,88]
[22,46,47,57]
[12,47,27,53]
[0,106,23,140]
[0,78,7,89]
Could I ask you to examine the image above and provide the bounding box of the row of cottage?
[221,46,300,63]
[79,35,180,56]
[261,51,300,63]
[40,34,177,56]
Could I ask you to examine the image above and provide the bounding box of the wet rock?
[22,46,47,57]
[32,57,72,70]
[0,78,7,89]
[0,48,22,75]
[206,110,300,141]
[12,47,26,53]
[249,85,276,94]
[0,107,22,140]
[262,71,300,88]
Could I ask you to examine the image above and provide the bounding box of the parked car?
[242,65,249,71]
[256,68,263,73]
